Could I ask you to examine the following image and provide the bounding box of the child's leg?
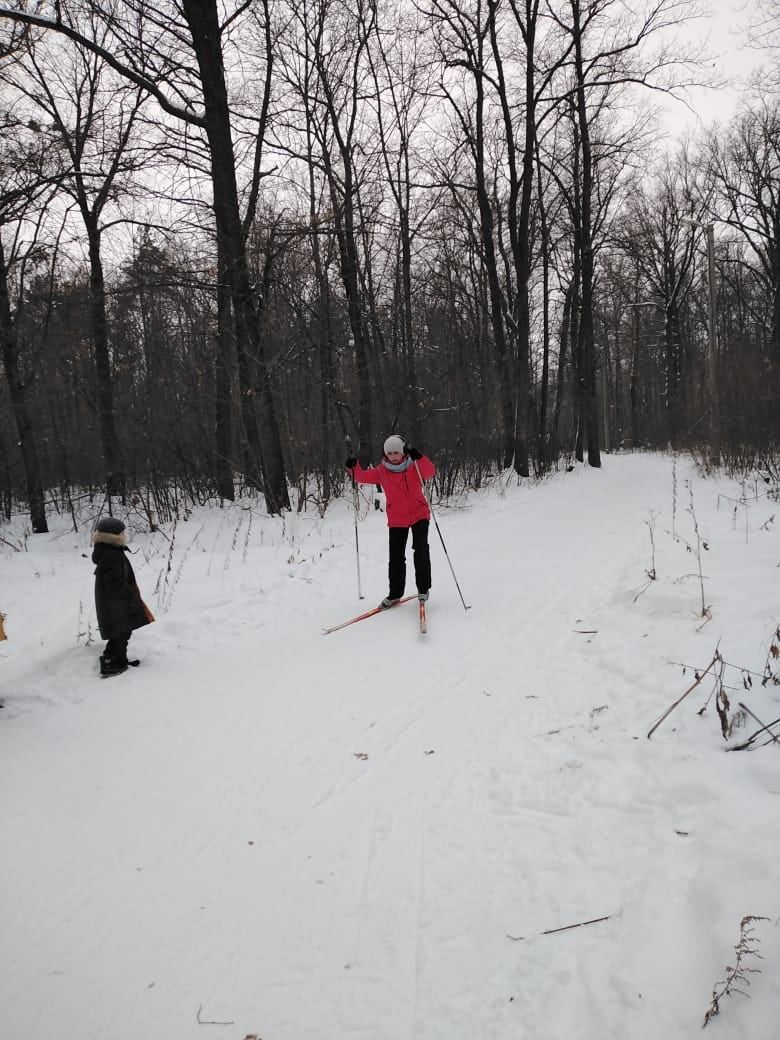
[105,633,130,666]
[387,527,410,599]
[411,519,431,593]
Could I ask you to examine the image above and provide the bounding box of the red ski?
[322,595,416,634]
[419,598,427,634]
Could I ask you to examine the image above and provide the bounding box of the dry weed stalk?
[633,511,659,602]
[161,523,203,612]
[728,706,780,751]
[242,509,253,564]
[647,649,721,738]
[153,519,178,609]
[702,915,768,1027]
[660,631,780,745]
[686,482,710,618]
[762,626,780,687]
[76,601,95,647]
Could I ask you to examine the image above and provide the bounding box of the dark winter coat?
[352,455,436,528]
[91,532,150,640]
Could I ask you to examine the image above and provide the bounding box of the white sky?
[662,0,769,134]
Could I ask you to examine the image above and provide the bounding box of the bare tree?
[707,97,780,368]
[1,21,152,499]
[305,0,381,459]
[0,122,58,532]
[616,156,700,441]
[0,0,291,511]
[746,0,780,89]
[427,0,517,467]
[542,0,707,464]
[363,6,440,444]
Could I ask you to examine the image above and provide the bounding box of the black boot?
[100,654,128,679]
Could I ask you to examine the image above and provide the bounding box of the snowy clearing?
[1,453,779,1040]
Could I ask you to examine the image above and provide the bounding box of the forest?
[0,0,778,532]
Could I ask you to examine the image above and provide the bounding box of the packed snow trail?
[1,454,779,1040]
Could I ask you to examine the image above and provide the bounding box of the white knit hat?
[383,435,405,455]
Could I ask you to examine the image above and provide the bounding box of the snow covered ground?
[1,452,779,1040]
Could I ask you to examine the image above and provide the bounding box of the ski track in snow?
[1,454,780,1040]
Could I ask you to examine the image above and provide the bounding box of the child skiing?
[346,435,436,608]
[91,517,152,677]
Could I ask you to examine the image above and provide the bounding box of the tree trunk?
[572,0,601,467]
[473,70,514,468]
[400,209,420,443]
[320,139,374,458]
[214,245,235,500]
[537,152,551,471]
[85,216,125,497]
[0,239,47,533]
[551,278,574,460]
[304,120,336,499]
[183,0,289,512]
[511,0,539,478]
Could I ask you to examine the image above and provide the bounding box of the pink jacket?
[353,456,436,528]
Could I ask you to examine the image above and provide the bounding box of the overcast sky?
[662,0,767,134]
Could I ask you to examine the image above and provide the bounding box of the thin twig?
[667,659,765,681]
[196,1004,235,1026]
[506,914,611,941]
[632,580,653,603]
[696,610,713,631]
[738,703,780,745]
[728,712,780,752]
[647,649,721,739]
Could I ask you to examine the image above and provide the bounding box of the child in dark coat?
[346,435,436,608]
[91,517,151,677]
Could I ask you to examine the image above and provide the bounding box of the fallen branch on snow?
[506,914,611,941]
[196,1004,235,1026]
[647,649,721,739]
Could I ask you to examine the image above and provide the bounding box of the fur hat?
[383,434,406,455]
[96,516,126,535]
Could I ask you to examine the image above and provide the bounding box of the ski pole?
[414,460,471,611]
[347,439,364,600]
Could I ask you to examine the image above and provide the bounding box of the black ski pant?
[388,519,431,600]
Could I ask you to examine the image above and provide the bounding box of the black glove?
[405,445,422,461]
[345,456,357,470]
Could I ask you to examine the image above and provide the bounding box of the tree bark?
[214,244,235,500]
[84,215,125,497]
[0,238,47,533]
[571,0,600,467]
[183,0,288,511]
